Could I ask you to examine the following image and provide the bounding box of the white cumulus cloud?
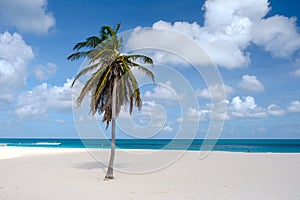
[196,84,234,100]
[0,0,56,34]
[287,101,300,113]
[162,125,173,132]
[15,79,73,118]
[127,0,300,69]
[177,97,300,122]
[0,32,34,104]
[237,74,264,92]
[252,15,300,58]
[184,107,211,122]
[117,101,168,138]
[144,81,177,101]
[267,104,286,116]
[230,96,267,118]
[35,63,57,81]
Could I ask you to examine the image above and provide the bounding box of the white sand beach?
[0,147,300,200]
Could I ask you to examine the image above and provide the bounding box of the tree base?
[104,175,115,181]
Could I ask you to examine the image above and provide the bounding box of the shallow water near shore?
[1,138,300,153]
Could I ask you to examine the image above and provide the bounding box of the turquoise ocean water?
[1,139,300,153]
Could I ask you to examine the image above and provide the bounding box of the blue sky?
[0,0,300,139]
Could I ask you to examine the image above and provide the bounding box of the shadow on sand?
[73,161,129,170]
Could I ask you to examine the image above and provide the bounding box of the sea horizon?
[1,138,300,153]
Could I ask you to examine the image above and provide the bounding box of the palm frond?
[126,54,154,65]
[67,52,88,61]
[126,60,155,82]
[72,36,101,51]
[71,62,104,87]
[101,26,116,37]
[90,49,115,64]
[114,23,121,33]
[86,36,102,48]
[92,66,113,114]
[122,60,142,110]
[69,23,154,129]
[73,42,88,51]
[75,64,109,107]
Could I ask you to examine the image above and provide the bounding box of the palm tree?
[68,23,154,180]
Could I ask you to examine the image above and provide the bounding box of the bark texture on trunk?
[105,118,116,180]
[105,77,117,180]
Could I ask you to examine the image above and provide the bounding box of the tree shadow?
[73,161,129,170]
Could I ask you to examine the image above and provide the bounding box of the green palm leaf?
[68,23,155,180]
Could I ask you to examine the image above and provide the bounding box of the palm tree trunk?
[105,118,116,179]
[105,77,117,180]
